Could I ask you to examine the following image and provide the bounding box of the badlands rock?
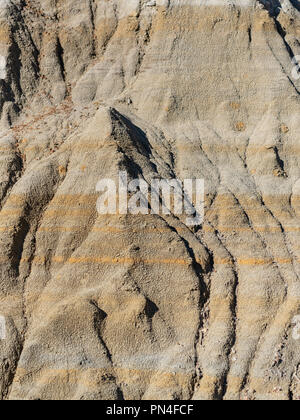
[0,0,300,400]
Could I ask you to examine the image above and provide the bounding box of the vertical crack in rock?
[89,0,97,58]
[55,37,65,83]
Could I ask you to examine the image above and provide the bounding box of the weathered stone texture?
[0,0,300,400]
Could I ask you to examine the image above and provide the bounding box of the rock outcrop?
[0,0,300,400]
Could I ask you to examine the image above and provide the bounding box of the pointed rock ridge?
[0,0,300,400]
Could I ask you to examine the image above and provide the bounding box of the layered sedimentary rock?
[0,0,300,400]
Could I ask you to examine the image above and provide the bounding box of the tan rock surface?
[0,0,300,400]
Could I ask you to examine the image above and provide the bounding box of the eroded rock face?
[0,0,300,400]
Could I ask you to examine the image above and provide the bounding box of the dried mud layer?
[0,0,300,401]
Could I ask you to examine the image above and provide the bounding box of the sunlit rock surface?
[0,0,300,400]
